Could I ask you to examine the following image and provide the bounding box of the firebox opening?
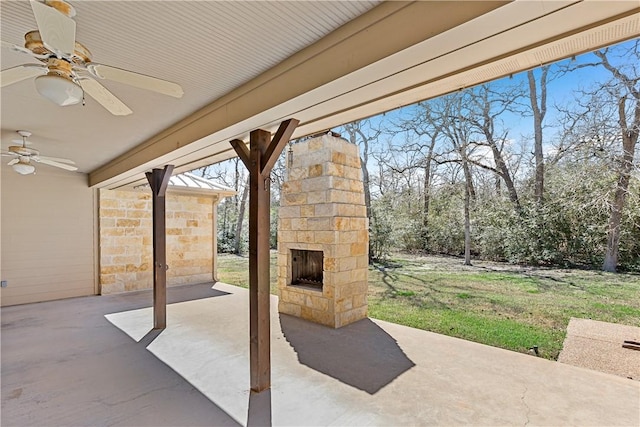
[290,249,323,289]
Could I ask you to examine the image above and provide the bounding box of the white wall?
[0,165,97,306]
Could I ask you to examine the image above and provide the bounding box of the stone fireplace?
[277,133,368,328]
[290,249,323,288]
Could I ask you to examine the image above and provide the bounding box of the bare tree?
[592,45,640,272]
[436,94,477,265]
[528,66,549,204]
[393,101,443,249]
[341,119,381,261]
[463,165,472,266]
[466,84,524,211]
[560,42,639,271]
[234,177,249,254]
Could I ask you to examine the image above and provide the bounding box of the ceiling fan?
[1,130,77,175]
[0,0,183,116]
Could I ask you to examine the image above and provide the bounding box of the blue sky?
[205,38,637,180]
[359,38,636,156]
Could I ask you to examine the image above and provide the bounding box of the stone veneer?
[99,189,216,294]
[278,134,368,328]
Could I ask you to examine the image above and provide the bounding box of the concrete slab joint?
[278,133,368,328]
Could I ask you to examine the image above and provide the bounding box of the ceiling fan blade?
[80,78,133,116]
[1,40,16,49]
[35,155,75,165]
[7,158,19,166]
[88,64,184,98]
[1,65,47,88]
[30,0,76,57]
[2,40,50,60]
[34,157,78,171]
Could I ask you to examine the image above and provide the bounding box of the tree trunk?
[421,138,436,251]
[603,95,639,272]
[360,156,374,262]
[459,145,473,265]
[464,172,472,266]
[423,162,431,230]
[477,87,520,210]
[487,138,519,209]
[361,156,372,223]
[462,159,476,201]
[234,178,249,254]
[528,68,548,205]
[221,200,228,241]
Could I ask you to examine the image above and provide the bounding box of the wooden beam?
[231,119,298,392]
[230,139,250,170]
[145,165,174,329]
[261,118,300,175]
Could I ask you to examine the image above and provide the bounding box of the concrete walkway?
[2,282,639,426]
[559,318,640,381]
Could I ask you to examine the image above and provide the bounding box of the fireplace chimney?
[277,133,368,328]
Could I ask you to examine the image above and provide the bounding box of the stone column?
[278,134,368,328]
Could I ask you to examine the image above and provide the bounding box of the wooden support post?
[231,119,299,392]
[146,165,174,330]
[249,128,271,392]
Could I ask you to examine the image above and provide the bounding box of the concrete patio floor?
[2,282,639,426]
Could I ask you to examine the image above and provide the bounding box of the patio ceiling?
[1,1,639,189]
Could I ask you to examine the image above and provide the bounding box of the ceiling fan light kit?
[35,73,83,106]
[12,159,36,175]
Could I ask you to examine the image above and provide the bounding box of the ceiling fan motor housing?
[9,131,39,156]
[8,145,39,157]
[24,30,92,65]
[44,0,76,18]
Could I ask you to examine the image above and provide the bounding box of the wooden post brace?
[230,119,299,392]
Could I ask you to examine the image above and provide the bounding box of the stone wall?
[278,134,369,328]
[99,189,215,294]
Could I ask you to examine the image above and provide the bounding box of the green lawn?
[217,252,279,295]
[217,252,640,360]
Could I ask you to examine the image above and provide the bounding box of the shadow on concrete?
[139,328,164,346]
[93,282,233,315]
[247,389,272,427]
[167,283,232,305]
[1,283,241,426]
[279,314,415,394]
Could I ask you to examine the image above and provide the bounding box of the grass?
[217,252,279,295]
[217,251,640,360]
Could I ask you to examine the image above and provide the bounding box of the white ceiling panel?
[1,1,638,188]
[1,0,381,172]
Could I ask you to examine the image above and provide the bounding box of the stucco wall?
[0,166,97,306]
[99,189,215,294]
